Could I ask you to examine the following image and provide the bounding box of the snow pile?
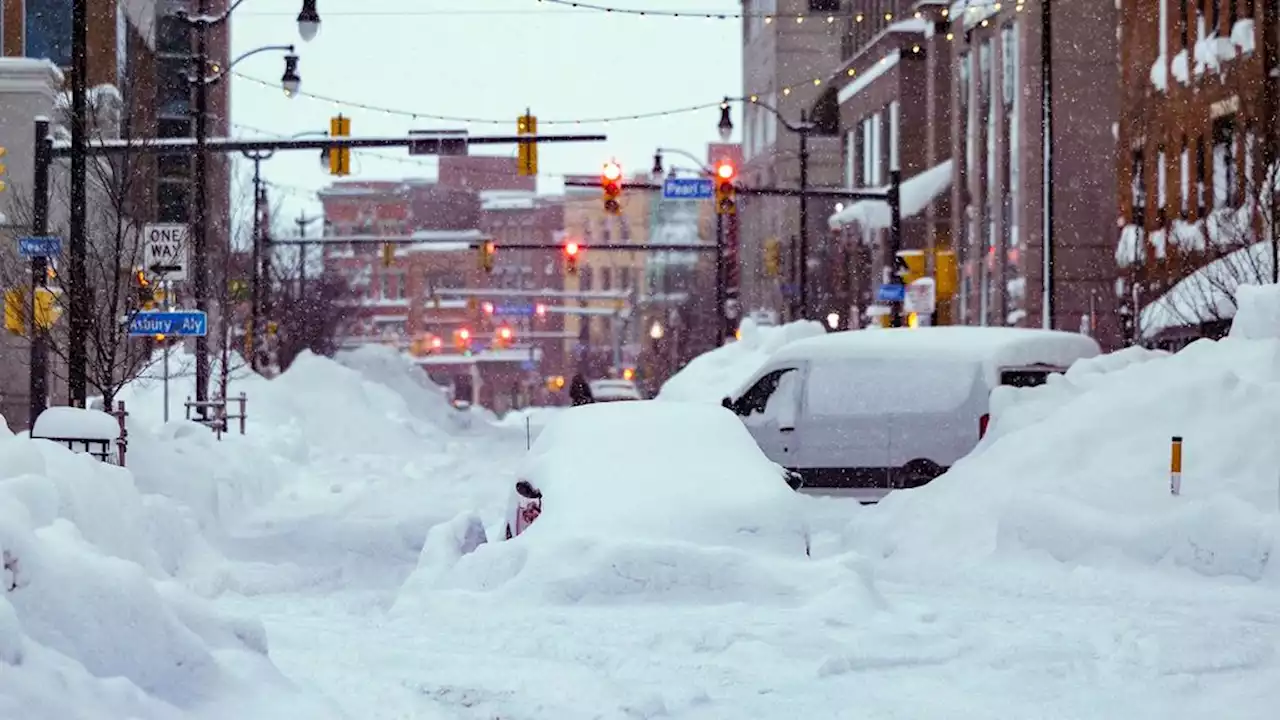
[658,318,825,403]
[335,344,495,428]
[848,297,1280,583]
[1227,283,1280,340]
[0,418,330,719]
[396,402,877,610]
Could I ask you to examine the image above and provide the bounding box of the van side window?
[733,368,797,417]
[1000,366,1062,388]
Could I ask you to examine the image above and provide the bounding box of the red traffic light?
[716,162,735,180]
[603,162,622,181]
[564,241,580,257]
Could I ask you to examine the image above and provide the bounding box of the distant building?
[560,173,652,379]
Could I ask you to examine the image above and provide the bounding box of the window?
[620,267,632,289]
[156,13,192,55]
[1212,114,1237,207]
[25,0,73,67]
[1180,136,1190,215]
[843,129,859,188]
[380,272,403,300]
[729,368,798,418]
[1001,25,1017,103]
[1157,145,1168,213]
[158,155,190,180]
[1179,0,1190,47]
[619,215,631,241]
[601,267,612,291]
[157,180,190,223]
[157,57,192,117]
[1131,148,1147,218]
[158,118,191,138]
[979,41,992,110]
[888,100,899,172]
[1195,136,1207,213]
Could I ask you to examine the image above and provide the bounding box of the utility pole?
[295,212,321,296]
[68,0,88,406]
[714,212,725,345]
[245,151,270,372]
[1041,0,1055,329]
[192,0,213,417]
[796,110,810,321]
[28,118,51,429]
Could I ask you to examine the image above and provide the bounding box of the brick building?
[559,173,652,379]
[1118,0,1272,345]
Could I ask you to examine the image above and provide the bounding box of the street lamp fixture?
[718,98,734,142]
[652,152,663,176]
[649,321,665,340]
[281,53,302,97]
[297,0,321,41]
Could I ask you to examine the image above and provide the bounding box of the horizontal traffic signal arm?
[46,133,607,158]
[565,178,893,202]
[269,236,717,252]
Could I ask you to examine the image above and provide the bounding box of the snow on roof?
[1139,241,1273,337]
[828,160,953,231]
[32,407,120,441]
[771,326,1100,372]
[406,229,485,252]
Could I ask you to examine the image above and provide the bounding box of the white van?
[721,326,1100,502]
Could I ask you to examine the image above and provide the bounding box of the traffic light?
[563,240,581,274]
[714,160,737,215]
[0,147,7,193]
[329,114,351,176]
[517,111,538,176]
[494,325,514,349]
[763,237,782,278]
[479,240,496,273]
[602,161,622,215]
[454,327,472,353]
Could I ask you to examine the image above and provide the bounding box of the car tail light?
[979,413,990,438]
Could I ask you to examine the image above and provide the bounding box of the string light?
[535,0,1007,21]
[233,0,1020,130]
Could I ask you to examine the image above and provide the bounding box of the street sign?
[128,310,207,337]
[142,223,190,280]
[661,177,714,200]
[495,302,536,316]
[905,278,937,315]
[876,283,906,303]
[18,236,61,258]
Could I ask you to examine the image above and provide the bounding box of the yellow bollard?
[1170,436,1183,496]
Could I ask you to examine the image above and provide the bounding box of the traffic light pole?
[28,118,52,429]
[715,213,726,346]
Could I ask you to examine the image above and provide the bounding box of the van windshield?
[805,358,980,416]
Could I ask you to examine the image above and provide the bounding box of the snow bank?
[0,418,326,719]
[394,402,877,610]
[847,323,1280,584]
[334,344,494,428]
[658,318,825,403]
[1227,283,1280,340]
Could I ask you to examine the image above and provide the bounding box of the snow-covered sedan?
[502,400,810,557]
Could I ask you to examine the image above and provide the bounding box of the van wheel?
[900,460,942,489]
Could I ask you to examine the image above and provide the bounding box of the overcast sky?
[230,0,743,227]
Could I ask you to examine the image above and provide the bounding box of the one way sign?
[142,223,189,281]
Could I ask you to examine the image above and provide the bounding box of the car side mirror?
[721,396,733,410]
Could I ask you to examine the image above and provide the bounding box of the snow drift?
[0,420,329,719]
[396,401,880,611]
[658,318,825,403]
[848,285,1280,584]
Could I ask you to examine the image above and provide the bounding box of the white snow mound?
[848,296,1280,583]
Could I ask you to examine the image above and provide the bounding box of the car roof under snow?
[770,326,1101,370]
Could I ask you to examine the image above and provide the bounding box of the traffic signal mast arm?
[45,132,608,158]
[567,177,896,202]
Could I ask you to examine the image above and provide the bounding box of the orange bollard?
[1170,436,1183,496]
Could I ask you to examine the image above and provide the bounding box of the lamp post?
[174,0,318,415]
[242,130,328,373]
[717,97,814,320]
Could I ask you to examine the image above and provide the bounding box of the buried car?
[501,400,811,557]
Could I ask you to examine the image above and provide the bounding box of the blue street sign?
[495,303,535,316]
[661,177,714,200]
[18,236,62,258]
[876,283,906,303]
[128,310,208,337]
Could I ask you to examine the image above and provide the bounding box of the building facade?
[1118,0,1272,345]
[739,0,845,318]
[560,173,651,379]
